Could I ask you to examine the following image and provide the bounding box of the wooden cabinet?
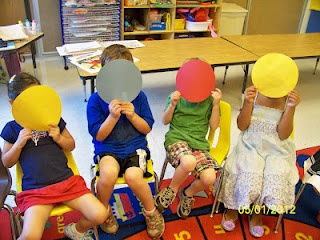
[120,0,223,40]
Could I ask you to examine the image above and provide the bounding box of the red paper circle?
[176,59,216,102]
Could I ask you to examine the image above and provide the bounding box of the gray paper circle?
[96,59,142,103]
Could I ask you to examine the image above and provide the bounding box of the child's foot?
[221,209,238,232]
[154,186,176,212]
[144,208,165,239]
[64,223,94,240]
[248,213,264,238]
[177,187,195,219]
[100,206,119,234]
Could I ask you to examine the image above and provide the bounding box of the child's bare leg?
[250,211,263,226]
[125,167,154,210]
[125,167,165,239]
[169,155,197,193]
[185,168,216,196]
[96,156,120,207]
[18,204,54,240]
[225,209,238,220]
[64,193,108,232]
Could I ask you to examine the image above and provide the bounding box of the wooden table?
[222,33,320,59]
[77,37,258,101]
[0,32,44,76]
[222,33,320,75]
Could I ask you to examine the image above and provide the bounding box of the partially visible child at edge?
[86,44,164,239]
[303,149,320,225]
[0,72,108,240]
[218,85,301,238]
[155,59,221,219]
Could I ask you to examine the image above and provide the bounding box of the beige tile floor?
[2,54,320,208]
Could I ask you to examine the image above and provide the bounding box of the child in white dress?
[218,85,301,238]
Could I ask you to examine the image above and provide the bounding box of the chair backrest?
[0,158,12,206]
[16,151,79,193]
[207,101,232,165]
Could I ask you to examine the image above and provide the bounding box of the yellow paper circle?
[12,85,62,131]
[252,53,299,98]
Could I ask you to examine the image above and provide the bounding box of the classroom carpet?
[1,146,320,240]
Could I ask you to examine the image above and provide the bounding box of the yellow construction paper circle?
[12,85,62,131]
[252,53,299,98]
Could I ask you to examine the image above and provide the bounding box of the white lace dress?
[218,104,299,214]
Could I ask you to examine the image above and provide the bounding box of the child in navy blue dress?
[1,72,107,240]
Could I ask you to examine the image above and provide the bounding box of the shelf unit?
[121,0,223,40]
[59,0,121,68]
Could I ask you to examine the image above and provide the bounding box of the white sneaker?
[64,223,94,240]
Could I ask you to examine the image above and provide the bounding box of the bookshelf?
[121,0,223,40]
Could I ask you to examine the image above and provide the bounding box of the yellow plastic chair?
[158,101,232,199]
[15,151,100,240]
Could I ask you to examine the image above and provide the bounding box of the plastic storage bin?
[219,2,248,36]
[174,19,185,30]
[186,21,209,31]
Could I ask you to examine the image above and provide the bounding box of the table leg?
[82,79,87,102]
[30,43,37,76]
[241,64,250,109]
[90,78,95,95]
[9,53,15,76]
[223,65,229,84]
[313,57,319,75]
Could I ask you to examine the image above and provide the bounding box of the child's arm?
[237,86,257,131]
[121,101,152,135]
[95,99,121,141]
[1,128,32,168]
[162,91,181,125]
[209,88,222,131]
[277,90,300,140]
[48,124,75,151]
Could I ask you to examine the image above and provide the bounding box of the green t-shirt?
[164,94,213,151]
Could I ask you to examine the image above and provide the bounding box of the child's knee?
[124,168,143,184]
[180,155,197,172]
[200,169,216,186]
[19,230,42,240]
[87,205,109,225]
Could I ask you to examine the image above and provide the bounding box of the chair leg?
[274,183,306,233]
[3,204,18,240]
[159,158,169,190]
[93,226,100,240]
[14,209,22,237]
[90,176,97,195]
[153,171,160,194]
[210,168,224,217]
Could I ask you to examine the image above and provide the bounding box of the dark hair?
[100,44,133,67]
[8,72,41,100]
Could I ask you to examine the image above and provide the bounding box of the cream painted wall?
[1,0,308,53]
[222,0,305,34]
